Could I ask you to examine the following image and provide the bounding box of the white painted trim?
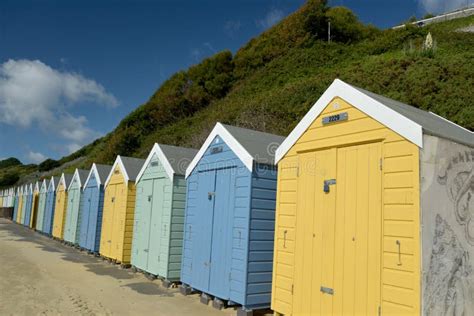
[83,163,101,189]
[28,183,33,195]
[48,176,57,192]
[34,181,39,193]
[136,143,175,183]
[185,122,255,178]
[40,179,48,193]
[57,173,67,193]
[429,111,474,134]
[275,79,424,163]
[68,169,82,191]
[104,156,130,188]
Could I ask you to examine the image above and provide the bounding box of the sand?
[0,218,237,315]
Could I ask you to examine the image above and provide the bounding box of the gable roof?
[57,173,73,192]
[67,169,90,191]
[186,122,286,178]
[41,179,49,193]
[48,176,59,192]
[83,163,113,188]
[136,143,198,182]
[34,181,40,193]
[275,79,473,163]
[104,156,145,187]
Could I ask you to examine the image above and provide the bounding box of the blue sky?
[0,0,468,164]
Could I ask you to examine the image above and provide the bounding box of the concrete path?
[0,219,236,315]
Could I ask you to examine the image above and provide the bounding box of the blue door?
[90,188,103,252]
[79,187,93,249]
[192,167,235,298]
[209,168,234,297]
[43,192,55,235]
[192,170,216,292]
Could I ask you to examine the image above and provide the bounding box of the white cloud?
[27,151,47,164]
[0,59,118,154]
[257,8,285,30]
[418,0,469,13]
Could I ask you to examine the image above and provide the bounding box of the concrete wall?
[421,134,474,315]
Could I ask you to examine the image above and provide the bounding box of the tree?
[38,159,60,172]
[0,157,22,169]
[326,6,366,43]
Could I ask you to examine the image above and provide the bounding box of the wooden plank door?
[148,177,166,275]
[332,143,382,316]
[134,179,153,270]
[209,168,234,298]
[192,170,216,292]
[293,149,336,316]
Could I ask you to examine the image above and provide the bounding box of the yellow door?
[52,189,67,239]
[111,184,125,261]
[100,184,117,258]
[293,142,382,316]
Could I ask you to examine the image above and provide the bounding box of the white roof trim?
[104,156,130,188]
[185,122,254,178]
[48,176,57,192]
[68,169,82,191]
[275,79,424,163]
[34,181,40,193]
[40,179,48,193]
[57,173,67,192]
[136,143,175,183]
[429,111,474,135]
[83,163,101,189]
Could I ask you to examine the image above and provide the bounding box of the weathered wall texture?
[421,134,474,315]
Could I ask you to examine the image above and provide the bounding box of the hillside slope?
[2,0,473,187]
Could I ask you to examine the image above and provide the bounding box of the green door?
[133,179,153,270]
[147,177,166,275]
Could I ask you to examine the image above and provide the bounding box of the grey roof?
[95,164,112,183]
[352,85,474,147]
[160,144,198,176]
[120,156,146,182]
[222,124,286,165]
[76,169,90,186]
[63,174,74,188]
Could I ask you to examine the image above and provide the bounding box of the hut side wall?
[245,164,277,308]
[420,134,474,315]
[168,175,187,281]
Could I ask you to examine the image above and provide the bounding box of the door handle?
[283,230,288,248]
[148,195,152,202]
[208,192,215,200]
[323,179,336,193]
[396,240,402,266]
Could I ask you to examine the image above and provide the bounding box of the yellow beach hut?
[271,79,474,316]
[52,173,73,239]
[100,156,145,264]
[30,181,40,228]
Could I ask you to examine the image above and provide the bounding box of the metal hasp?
[320,286,334,295]
[323,179,336,193]
[208,192,215,200]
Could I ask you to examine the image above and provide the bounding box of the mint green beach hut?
[63,169,90,244]
[35,179,49,231]
[131,143,197,282]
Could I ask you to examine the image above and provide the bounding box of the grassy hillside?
[2,0,473,187]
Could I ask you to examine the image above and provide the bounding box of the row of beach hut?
[1,79,473,315]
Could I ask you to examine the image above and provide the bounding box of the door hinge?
[379,158,383,170]
[296,167,299,177]
[378,306,381,316]
[228,272,231,282]
[291,284,294,295]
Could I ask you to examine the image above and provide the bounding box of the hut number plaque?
[322,112,348,125]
